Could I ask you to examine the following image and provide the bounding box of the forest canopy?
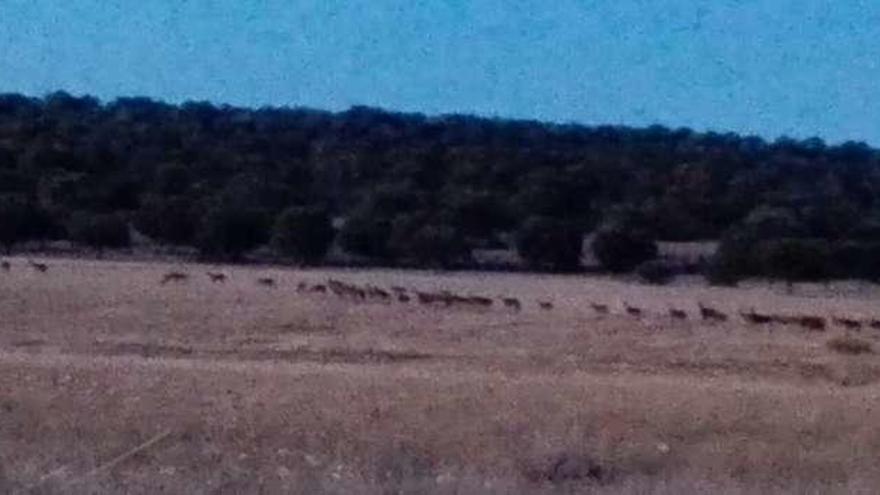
[1,91,879,282]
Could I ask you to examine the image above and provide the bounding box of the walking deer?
[698,303,728,322]
[669,308,687,320]
[160,272,188,284]
[28,260,48,273]
[623,302,643,318]
[502,297,522,311]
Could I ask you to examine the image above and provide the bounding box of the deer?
[207,272,227,283]
[367,285,391,301]
[669,308,687,320]
[416,291,434,305]
[471,296,494,307]
[538,301,554,310]
[623,302,643,318]
[741,309,773,325]
[770,314,800,325]
[797,315,827,331]
[698,303,728,322]
[28,260,48,273]
[590,302,610,315]
[502,297,522,311]
[257,277,276,287]
[833,316,862,330]
[160,272,188,284]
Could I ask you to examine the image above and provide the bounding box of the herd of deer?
[155,270,880,331]
[602,300,877,331]
[157,270,549,311]
[4,259,878,331]
[0,259,49,273]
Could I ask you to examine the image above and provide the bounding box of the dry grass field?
[2,256,880,494]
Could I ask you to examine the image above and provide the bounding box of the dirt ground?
[1,256,880,494]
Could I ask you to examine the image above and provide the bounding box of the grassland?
[1,257,880,494]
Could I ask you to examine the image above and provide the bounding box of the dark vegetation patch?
[1,91,880,281]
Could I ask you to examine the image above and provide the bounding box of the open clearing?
[2,257,880,493]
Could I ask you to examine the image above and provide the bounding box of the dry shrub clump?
[826,336,873,355]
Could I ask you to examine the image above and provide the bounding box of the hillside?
[2,91,880,279]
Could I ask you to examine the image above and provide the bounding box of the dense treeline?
[1,91,880,282]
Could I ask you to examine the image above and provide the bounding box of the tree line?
[1,91,879,283]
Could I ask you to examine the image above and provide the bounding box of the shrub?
[636,260,675,285]
[338,213,393,260]
[133,195,199,245]
[827,336,873,355]
[389,215,469,267]
[515,216,583,271]
[0,196,27,253]
[829,241,880,281]
[0,196,58,253]
[195,205,270,260]
[705,256,742,286]
[67,211,131,256]
[592,227,657,273]
[271,206,335,264]
[757,238,832,284]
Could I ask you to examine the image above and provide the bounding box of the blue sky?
[1,0,878,144]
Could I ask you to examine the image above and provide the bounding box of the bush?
[757,238,832,284]
[195,205,270,260]
[0,196,58,253]
[591,227,657,273]
[0,196,27,253]
[271,206,335,264]
[338,213,393,260]
[636,260,675,285]
[829,241,880,281]
[827,336,873,355]
[515,216,583,272]
[67,211,131,256]
[133,195,199,245]
[389,215,469,267]
[705,256,742,286]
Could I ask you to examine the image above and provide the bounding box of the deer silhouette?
[698,303,727,322]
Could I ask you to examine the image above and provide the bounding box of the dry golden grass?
[2,256,880,493]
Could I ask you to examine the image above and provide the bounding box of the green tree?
[0,196,26,253]
[133,195,200,245]
[67,211,131,257]
[592,227,657,273]
[0,196,58,253]
[515,216,583,271]
[388,214,469,267]
[636,260,675,285]
[338,212,393,260]
[758,238,832,290]
[195,206,270,260]
[271,206,335,264]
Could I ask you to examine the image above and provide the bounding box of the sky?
[0,0,878,145]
